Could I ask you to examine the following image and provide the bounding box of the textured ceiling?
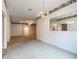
[5,0,70,22]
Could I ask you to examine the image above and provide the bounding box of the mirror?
[50,11,77,31]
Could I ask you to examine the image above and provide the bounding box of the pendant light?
[38,0,45,17]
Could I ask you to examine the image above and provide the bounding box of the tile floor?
[3,40,77,59]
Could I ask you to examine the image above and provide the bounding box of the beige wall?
[11,24,23,36]
[11,24,36,39]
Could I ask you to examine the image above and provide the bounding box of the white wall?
[2,0,11,49]
[36,2,77,54]
[11,24,23,36]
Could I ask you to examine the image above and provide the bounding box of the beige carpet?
[3,40,77,59]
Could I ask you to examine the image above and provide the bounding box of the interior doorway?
[22,24,36,40]
[8,23,36,46]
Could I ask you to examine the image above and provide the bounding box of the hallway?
[3,40,76,59]
[2,0,77,59]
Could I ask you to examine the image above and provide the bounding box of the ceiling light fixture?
[40,11,43,15]
[37,0,45,17]
[28,22,32,25]
[26,20,34,25]
[28,8,32,11]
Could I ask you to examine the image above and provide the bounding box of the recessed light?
[28,8,32,11]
